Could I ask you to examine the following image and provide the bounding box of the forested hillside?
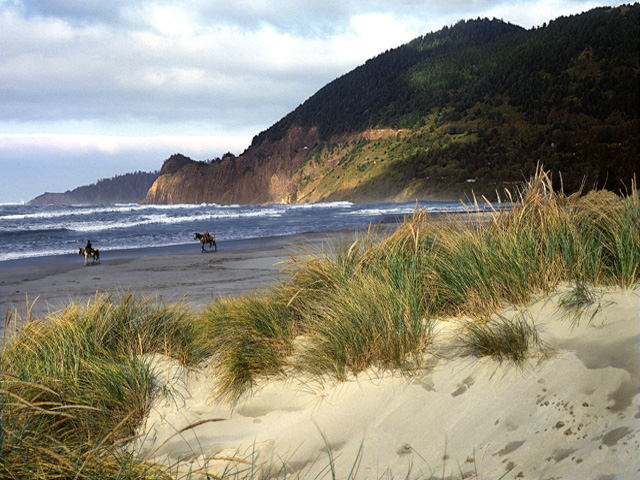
[144,5,639,204]
[29,170,159,205]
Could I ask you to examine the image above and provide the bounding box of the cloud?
[0,133,250,156]
[481,0,607,28]
[0,1,371,129]
[0,132,251,202]
[1,0,610,129]
[0,0,626,202]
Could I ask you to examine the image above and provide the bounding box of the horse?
[78,247,100,266]
[194,232,217,252]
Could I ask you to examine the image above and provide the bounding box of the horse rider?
[204,228,210,242]
[85,239,93,255]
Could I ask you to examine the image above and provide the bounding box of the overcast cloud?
[0,0,623,202]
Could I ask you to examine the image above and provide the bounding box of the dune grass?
[457,313,548,364]
[202,289,299,401]
[2,169,638,478]
[195,170,639,402]
[1,292,207,479]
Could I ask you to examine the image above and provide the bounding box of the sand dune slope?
[134,286,639,479]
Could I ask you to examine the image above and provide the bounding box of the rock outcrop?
[142,127,320,205]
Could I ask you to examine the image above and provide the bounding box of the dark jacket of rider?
[85,240,92,254]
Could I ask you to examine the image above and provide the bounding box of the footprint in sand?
[451,375,475,397]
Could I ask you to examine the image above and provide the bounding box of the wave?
[0,209,284,234]
[341,202,496,218]
[285,201,354,210]
[0,248,73,262]
[0,202,284,222]
[0,227,70,237]
[0,204,147,221]
[1,203,272,221]
[342,205,418,217]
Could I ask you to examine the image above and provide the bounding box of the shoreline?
[0,229,370,327]
[0,213,487,328]
[0,230,353,270]
[0,210,490,269]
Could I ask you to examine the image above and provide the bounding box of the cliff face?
[142,127,320,205]
[142,127,438,205]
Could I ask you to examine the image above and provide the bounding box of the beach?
[134,285,640,479]
[2,210,638,479]
[0,231,343,328]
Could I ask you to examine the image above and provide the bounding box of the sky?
[0,0,627,203]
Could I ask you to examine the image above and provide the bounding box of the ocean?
[0,200,489,264]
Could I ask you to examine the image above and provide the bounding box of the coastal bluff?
[141,8,639,205]
[141,128,321,205]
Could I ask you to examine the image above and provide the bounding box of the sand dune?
[134,285,640,479]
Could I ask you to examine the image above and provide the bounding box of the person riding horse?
[78,242,100,265]
[194,229,217,252]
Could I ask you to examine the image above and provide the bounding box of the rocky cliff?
[142,128,321,204]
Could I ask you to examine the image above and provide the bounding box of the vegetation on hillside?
[39,7,637,205]
[28,170,159,205]
[3,169,639,477]
[249,6,638,200]
[73,171,160,202]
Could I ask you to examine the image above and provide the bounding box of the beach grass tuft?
[1,291,206,479]
[457,313,548,364]
[201,289,298,401]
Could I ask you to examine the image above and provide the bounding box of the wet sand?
[0,231,349,326]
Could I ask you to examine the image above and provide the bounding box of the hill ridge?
[137,6,640,204]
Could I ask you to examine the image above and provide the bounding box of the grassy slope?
[273,6,640,201]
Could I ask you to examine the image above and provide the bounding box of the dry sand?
[133,285,639,479]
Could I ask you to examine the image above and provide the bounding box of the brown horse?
[194,232,217,252]
[78,247,100,265]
